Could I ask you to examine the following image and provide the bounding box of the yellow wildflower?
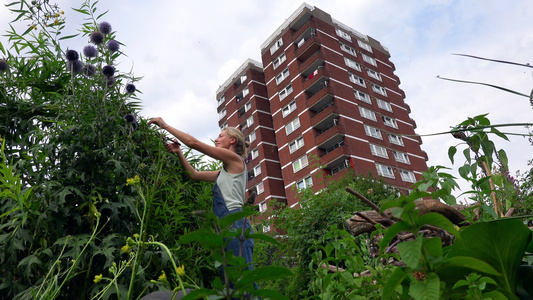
[158,271,167,281]
[176,265,185,276]
[126,175,140,186]
[93,274,103,283]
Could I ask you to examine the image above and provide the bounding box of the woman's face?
[215,130,235,149]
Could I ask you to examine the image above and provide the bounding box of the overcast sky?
[1,0,532,197]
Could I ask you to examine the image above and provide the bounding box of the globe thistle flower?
[107,40,120,52]
[90,31,104,45]
[82,64,96,77]
[99,22,112,35]
[124,113,135,123]
[65,49,79,61]
[106,76,116,87]
[125,83,136,93]
[0,59,8,72]
[83,45,97,58]
[132,122,138,131]
[67,60,83,73]
[102,65,115,77]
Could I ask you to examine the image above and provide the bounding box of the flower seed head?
[90,31,104,45]
[65,49,79,61]
[83,45,97,58]
[107,40,120,52]
[82,64,96,77]
[99,22,112,35]
[0,59,8,72]
[67,60,83,73]
[124,113,135,123]
[126,83,136,93]
[102,65,115,77]
[106,76,116,87]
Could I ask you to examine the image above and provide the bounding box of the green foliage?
[267,171,399,298]
[0,1,217,299]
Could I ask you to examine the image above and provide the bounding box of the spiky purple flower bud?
[132,122,138,131]
[65,49,79,61]
[90,31,104,45]
[0,59,8,72]
[124,113,135,123]
[82,64,95,77]
[126,83,136,93]
[99,22,112,35]
[67,60,83,73]
[83,45,97,58]
[102,65,115,77]
[106,76,115,87]
[107,40,120,52]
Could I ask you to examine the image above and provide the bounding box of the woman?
[148,117,255,277]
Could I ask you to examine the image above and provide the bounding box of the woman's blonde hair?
[224,127,250,158]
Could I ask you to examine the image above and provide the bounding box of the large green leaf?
[410,272,440,300]
[439,218,531,293]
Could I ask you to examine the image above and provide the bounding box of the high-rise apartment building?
[216,3,428,215]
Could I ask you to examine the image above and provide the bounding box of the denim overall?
[212,175,255,272]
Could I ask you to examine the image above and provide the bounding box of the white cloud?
[1,0,532,193]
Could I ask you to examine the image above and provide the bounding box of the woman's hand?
[165,140,182,153]
[148,117,168,129]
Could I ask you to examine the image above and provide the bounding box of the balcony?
[307,86,334,110]
[303,68,330,94]
[320,145,350,172]
[314,118,345,146]
[299,53,325,76]
[295,35,321,62]
[311,103,337,127]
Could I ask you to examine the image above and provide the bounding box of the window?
[242,87,250,97]
[388,134,404,146]
[376,163,395,178]
[358,40,373,52]
[354,90,371,104]
[359,107,376,121]
[217,95,225,106]
[344,57,361,71]
[372,83,387,96]
[238,101,252,117]
[246,131,256,143]
[362,54,377,66]
[253,165,261,177]
[296,176,313,190]
[340,43,357,56]
[394,151,410,164]
[262,224,271,233]
[367,69,382,81]
[285,117,300,135]
[279,83,293,100]
[364,125,382,139]
[276,68,290,85]
[218,108,226,120]
[270,37,283,54]
[377,99,392,112]
[257,181,265,194]
[292,155,309,172]
[382,116,398,128]
[251,148,259,160]
[235,74,247,86]
[282,100,297,117]
[289,136,304,153]
[349,73,366,87]
[400,170,416,183]
[241,116,254,131]
[335,28,352,41]
[273,52,286,69]
[220,122,228,131]
[370,144,388,158]
[259,200,268,213]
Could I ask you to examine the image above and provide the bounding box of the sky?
[1,0,532,198]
